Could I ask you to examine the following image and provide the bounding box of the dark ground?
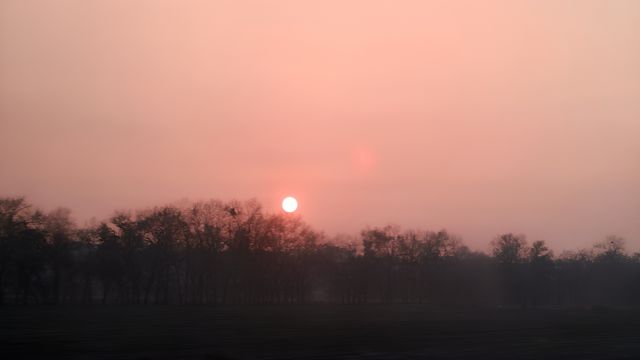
[2,305,640,359]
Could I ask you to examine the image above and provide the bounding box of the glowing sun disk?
[282,196,298,213]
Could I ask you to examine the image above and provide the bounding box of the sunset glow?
[0,0,638,250]
[2,1,640,358]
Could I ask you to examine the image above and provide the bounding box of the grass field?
[2,305,640,359]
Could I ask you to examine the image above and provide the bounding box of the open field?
[2,305,640,359]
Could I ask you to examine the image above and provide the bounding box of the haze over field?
[1,0,639,251]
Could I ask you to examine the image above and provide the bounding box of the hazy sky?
[1,0,639,251]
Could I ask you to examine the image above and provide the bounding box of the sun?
[281,196,298,213]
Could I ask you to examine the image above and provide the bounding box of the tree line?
[1,196,638,307]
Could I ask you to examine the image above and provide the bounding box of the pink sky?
[1,0,639,251]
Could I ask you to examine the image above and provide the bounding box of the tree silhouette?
[0,195,637,308]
